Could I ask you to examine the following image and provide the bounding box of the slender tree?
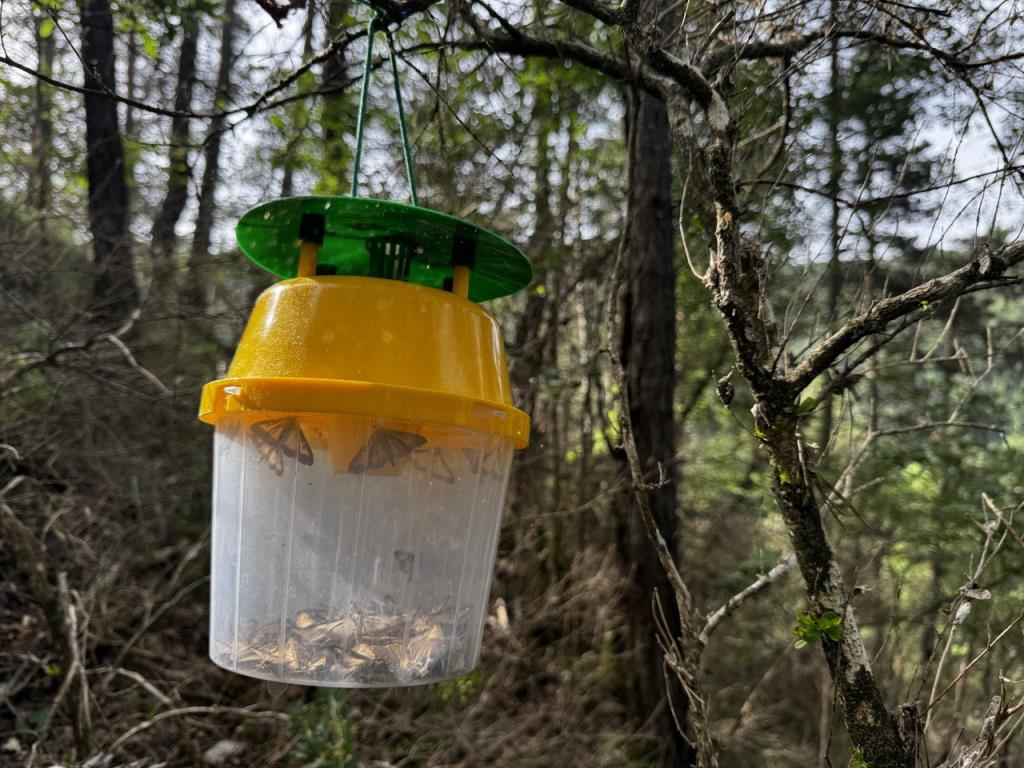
[320,0,350,192]
[615,8,693,760]
[81,0,137,322]
[183,0,239,312]
[32,10,55,220]
[281,1,318,197]
[150,27,198,307]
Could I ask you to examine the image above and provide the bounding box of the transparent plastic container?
[209,412,513,687]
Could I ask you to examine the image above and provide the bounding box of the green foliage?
[849,746,873,768]
[289,692,360,768]
[791,611,842,649]
[435,669,480,705]
[796,397,817,415]
[141,29,160,59]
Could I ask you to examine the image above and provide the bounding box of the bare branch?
[788,240,1024,393]
[928,614,1024,713]
[937,696,1010,768]
[107,706,288,754]
[698,552,795,647]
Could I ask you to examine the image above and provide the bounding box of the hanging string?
[350,4,419,206]
[349,11,379,199]
[385,26,418,206]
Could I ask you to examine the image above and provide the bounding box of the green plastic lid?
[235,196,533,302]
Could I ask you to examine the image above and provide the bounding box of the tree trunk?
[758,408,912,767]
[81,0,137,322]
[617,83,694,766]
[32,11,55,219]
[700,109,914,763]
[281,1,317,197]
[150,28,198,308]
[508,91,557,585]
[124,31,136,140]
[320,0,350,192]
[818,0,843,448]
[183,0,238,313]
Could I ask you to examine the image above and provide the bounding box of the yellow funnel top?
[199,276,529,448]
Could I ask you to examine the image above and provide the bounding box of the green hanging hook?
[350,3,419,206]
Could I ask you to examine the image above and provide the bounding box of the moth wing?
[250,417,287,445]
[348,428,427,473]
[250,418,288,475]
[294,427,315,466]
[343,643,376,670]
[379,643,408,668]
[394,550,416,578]
[461,447,483,474]
[425,449,457,484]
[347,434,376,474]
[258,441,285,476]
[379,429,428,465]
[279,420,315,466]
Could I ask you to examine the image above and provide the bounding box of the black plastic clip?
[299,212,326,245]
[452,233,476,269]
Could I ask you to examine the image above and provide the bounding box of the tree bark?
[617,82,694,766]
[281,1,317,197]
[124,31,137,141]
[183,0,238,313]
[320,0,351,192]
[700,108,914,768]
[508,89,557,587]
[32,11,55,218]
[81,0,137,322]
[759,406,912,767]
[818,8,842,448]
[150,28,198,307]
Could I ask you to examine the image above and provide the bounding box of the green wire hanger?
[351,1,418,206]
[233,1,533,300]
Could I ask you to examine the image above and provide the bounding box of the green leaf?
[141,30,159,59]
[850,746,873,768]
[820,611,842,627]
[38,17,54,39]
[792,611,844,648]
[796,396,817,414]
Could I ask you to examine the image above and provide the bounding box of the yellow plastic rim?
[200,377,529,449]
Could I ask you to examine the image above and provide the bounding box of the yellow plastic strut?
[298,241,319,278]
[452,264,471,299]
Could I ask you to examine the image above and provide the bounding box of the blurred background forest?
[2,0,1024,766]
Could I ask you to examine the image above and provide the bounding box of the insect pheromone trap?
[197,8,531,688]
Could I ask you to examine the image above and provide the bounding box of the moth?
[237,613,346,675]
[357,612,405,643]
[394,550,416,580]
[235,622,288,671]
[461,447,503,479]
[342,623,446,680]
[250,417,314,476]
[292,610,358,646]
[410,448,457,484]
[347,427,427,474]
[406,623,446,674]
